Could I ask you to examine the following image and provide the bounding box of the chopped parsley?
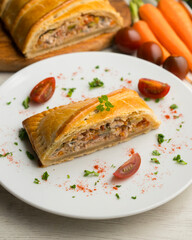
[157,134,165,144]
[131,196,137,199]
[104,68,110,72]
[62,88,67,91]
[22,96,30,109]
[151,158,160,164]
[70,184,76,189]
[0,152,12,157]
[42,171,49,180]
[94,179,100,186]
[19,128,28,140]
[67,174,70,179]
[67,88,76,97]
[96,95,114,112]
[26,151,35,160]
[72,196,75,198]
[167,138,171,143]
[89,78,104,89]
[46,106,49,110]
[34,178,40,184]
[115,185,121,188]
[84,170,99,177]
[14,142,18,145]
[170,104,178,110]
[6,101,11,105]
[155,98,160,103]
[95,65,99,69]
[19,149,22,152]
[173,155,187,165]
[115,193,120,199]
[154,171,158,175]
[81,77,84,80]
[120,77,124,81]
[144,97,151,101]
[152,150,161,156]
[111,164,116,168]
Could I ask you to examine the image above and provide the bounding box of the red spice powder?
[165,115,170,119]
[113,187,118,190]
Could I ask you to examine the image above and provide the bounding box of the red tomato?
[30,77,55,103]
[113,153,141,179]
[138,78,170,99]
[163,56,189,79]
[114,27,142,54]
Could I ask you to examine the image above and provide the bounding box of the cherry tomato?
[137,41,163,65]
[30,77,55,103]
[114,27,141,54]
[113,153,141,179]
[138,78,170,99]
[163,56,189,79]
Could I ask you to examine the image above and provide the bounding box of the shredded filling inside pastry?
[52,117,149,158]
[37,14,114,49]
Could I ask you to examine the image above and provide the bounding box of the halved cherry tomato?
[30,77,55,103]
[138,78,170,99]
[113,153,141,179]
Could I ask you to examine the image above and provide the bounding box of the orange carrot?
[129,1,170,61]
[138,3,192,71]
[133,21,170,61]
[178,0,192,20]
[158,0,192,53]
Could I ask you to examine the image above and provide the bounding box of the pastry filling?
[37,14,115,49]
[52,117,149,158]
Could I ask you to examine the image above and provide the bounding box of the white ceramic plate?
[0,52,192,220]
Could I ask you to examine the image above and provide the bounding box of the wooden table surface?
[1,69,192,240]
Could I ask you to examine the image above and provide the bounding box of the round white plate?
[0,52,192,220]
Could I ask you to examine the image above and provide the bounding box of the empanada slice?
[0,0,123,58]
[23,88,161,167]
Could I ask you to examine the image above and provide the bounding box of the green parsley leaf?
[120,77,124,81]
[89,78,104,89]
[61,88,67,91]
[19,128,28,141]
[67,174,70,179]
[42,171,49,180]
[144,97,151,101]
[170,104,178,110]
[94,180,100,185]
[6,101,11,105]
[151,158,160,164]
[105,68,110,72]
[96,95,114,112]
[34,178,40,184]
[173,155,187,165]
[81,77,84,80]
[155,98,161,103]
[152,150,161,156]
[72,196,75,198]
[0,152,12,158]
[115,185,121,188]
[167,138,171,143]
[84,170,99,177]
[22,96,30,109]
[26,151,35,160]
[14,142,18,145]
[70,184,76,189]
[95,65,99,69]
[131,196,137,199]
[154,171,158,175]
[157,134,165,144]
[111,164,116,168]
[46,106,49,110]
[115,193,120,199]
[19,149,22,152]
[67,88,76,97]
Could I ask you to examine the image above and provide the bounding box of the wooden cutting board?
[0,0,131,72]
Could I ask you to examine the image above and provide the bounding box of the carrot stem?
[129,1,139,23]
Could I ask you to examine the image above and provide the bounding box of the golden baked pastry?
[23,88,161,167]
[0,0,123,58]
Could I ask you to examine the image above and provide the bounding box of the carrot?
[129,1,170,61]
[138,3,192,71]
[158,0,192,53]
[178,0,192,20]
